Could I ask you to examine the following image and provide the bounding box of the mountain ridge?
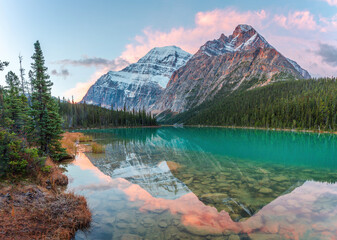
[81,24,310,115]
[153,24,311,114]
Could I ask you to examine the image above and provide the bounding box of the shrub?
[91,142,105,153]
[0,128,40,177]
[79,135,93,142]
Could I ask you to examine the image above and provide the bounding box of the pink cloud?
[67,8,337,100]
[274,11,318,30]
[120,8,268,63]
[323,0,337,6]
[64,65,112,102]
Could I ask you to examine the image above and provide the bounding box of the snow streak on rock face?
[154,24,311,113]
[286,58,311,79]
[81,46,191,110]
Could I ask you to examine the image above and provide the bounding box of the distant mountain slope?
[162,78,337,131]
[154,24,311,113]
[81,46,191,110]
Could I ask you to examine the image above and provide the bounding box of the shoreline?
[0,132,92,240]
[160,124,337,135]
[65,125,161,131]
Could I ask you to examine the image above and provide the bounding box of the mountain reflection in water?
[67,127,337,240]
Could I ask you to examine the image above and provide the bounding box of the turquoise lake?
[64,127,337,240]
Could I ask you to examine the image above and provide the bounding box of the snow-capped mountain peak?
[197,24,273,57]
[136,46,192,67]
[81,46,192,110]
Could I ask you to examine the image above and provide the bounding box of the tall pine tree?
[28,41,65,160]
[4,71,29,134]
[0,60,9,71]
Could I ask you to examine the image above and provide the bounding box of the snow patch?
[239,24,253,32]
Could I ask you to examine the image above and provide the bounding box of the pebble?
[228,234,240,240]
[116,222,128,229]
[141,217,155,227]
[259,187,273,194]
[158,220,168,228]
[271,176,288,182]
[121,233,142,240]
[116,212,130,222]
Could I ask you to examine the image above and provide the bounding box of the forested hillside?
[165,78,337,131]
[58,100,157,129]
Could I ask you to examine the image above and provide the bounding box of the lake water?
[64,127,337,240]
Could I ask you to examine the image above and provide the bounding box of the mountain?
[81,46,191,110]
[154,24,311,114]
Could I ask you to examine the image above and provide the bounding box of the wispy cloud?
[59,57,130,101]
[56,56,129,70]
[315,43,337,67]
[51,68,70,78]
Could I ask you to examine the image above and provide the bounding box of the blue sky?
[1,0,337,100]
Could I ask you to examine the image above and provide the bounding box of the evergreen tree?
[28,41,65,159]
[18,54,28,96]
[0,60,8,126]
[3,71,29,134]
[0,60,9,71]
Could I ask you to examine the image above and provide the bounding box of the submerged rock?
[158,219,168,228]
[228,234,240,240]
[121,233,142,240]
[271,176,288,182]
[141,217,155,227]
[200,193,228,203]
[259,187,273,194]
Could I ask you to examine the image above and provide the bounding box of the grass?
[61,132,92,156]
[91,142,105,153]
[79,135,93,142]
[0,184,91,240]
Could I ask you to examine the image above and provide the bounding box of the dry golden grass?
[61,132,86,156]
[79,135,93,142]
[91,142,105,153]
[0,185,91,240]
[0,132,93,240]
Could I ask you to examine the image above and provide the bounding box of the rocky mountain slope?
[154,24,311,113]
[81,46,191,110]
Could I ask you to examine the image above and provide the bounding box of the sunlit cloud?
[322,0,337,6]
[65,7,337,100]
[64,66,111,102]
[274,11,318,30]
[120,8,268,63]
